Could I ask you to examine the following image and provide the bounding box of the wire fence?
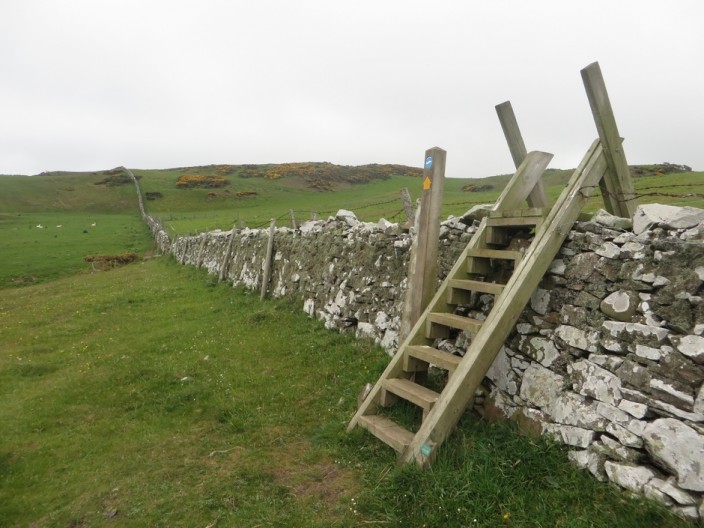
[141,175,704,236]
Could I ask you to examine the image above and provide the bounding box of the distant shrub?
[176,175,230,189]
[462,183,495,192]
[145,192,163,201]
[84,253,139,270]
[95,173,132,186]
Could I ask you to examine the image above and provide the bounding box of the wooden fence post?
[218,225,238,282]
[260,219,276,300]
[400,187,416,225]
[399,147,446,342]
[581,61,637,218]
[196,233,208,268]
[289,209,297,230]
[495,101,549,208]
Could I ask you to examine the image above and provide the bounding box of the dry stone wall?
[146,200,704,520]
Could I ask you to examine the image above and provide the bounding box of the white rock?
[695,385,704,415]
[596,401,630,423]
[571,360,622,405]
[595,242,621,259]
[602,321,670,343]
[519,363,564,408]
[618,400,649,419]
[592,209,633,230]
[486,347,519,396]
[588,354,624,371]
[600,291,638,322]
[648,478,697,506]
[696,266,704,282]
[545,392,609,430]
[633,204,704,235]
[642,418,704,492]
[635,344,662,361]
[303,298,315,316]
[649,378,695,407]
[604,461,656,492]
[530,288,551,315]
[548,259,566,276]
[555,325,599,353]
[674,335,704,364]
[568,449,606,481]
[606,423,644,448]
[356,322,375,339]
[544,424,595,448]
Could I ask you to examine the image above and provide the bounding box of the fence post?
[218,224,238,282]
[399,147,446,342]
[260,219,276,300]
[495,101,549,208]
[289,208,297,230]
[400,187,416,226]
[196,233,208,268]
[581,61,637,218]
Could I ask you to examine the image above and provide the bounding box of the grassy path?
[0,259,691,527]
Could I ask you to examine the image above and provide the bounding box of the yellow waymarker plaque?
[423,176,431,190]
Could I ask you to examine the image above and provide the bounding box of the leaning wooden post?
[495,101,549,208]
[218,224,238,282]
[260,219,276,300]
[196,233,208,268]
[400,187,416,225]
[581,61,637,218]
[400,147,446,341]
[289,208,297,230]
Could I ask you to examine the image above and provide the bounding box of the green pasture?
[0,259,689,527]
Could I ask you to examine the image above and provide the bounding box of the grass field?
[133,165,704,236]
[0,165,701,527]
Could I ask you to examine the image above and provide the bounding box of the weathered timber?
[259,219,276,300]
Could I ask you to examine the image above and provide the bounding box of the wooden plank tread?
[427,312,483,333]
[489,207,549,218]
[406,345,462,372]
[448,279,505,296]
[467,248,524,260]
[357,414,414,452]
[383,378,440,410]
[486,216,543,227]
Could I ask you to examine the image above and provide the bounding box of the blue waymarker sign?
[425,156,433,169]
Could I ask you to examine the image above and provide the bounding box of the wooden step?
[382,378,440,413]
[488,207,549,219]
[357,414,414,452]
[447,279,505,305]
[467,248,524,261]
[466,249,523,274]
[404,345,462,373]
[426,312,483,339]
[486,215,543,227]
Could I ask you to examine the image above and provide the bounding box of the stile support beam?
[495,101,549,208]
[581,61,637,218]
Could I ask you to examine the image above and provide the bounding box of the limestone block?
[530,288,551,315]
[519,363,565,408]
[604,461,656,492]
[596,401,630,424]
[485,347,519,396]
[588,354,624,371]
[633,204,704,235]
[517,335,561,368]
[568,449,607,481]
[618,400,649,419]
[695,385,704,415]
[601,435,642,463]
[649,378,695,410]
[544,424,595,448]
[570,360,622,405]
[635,344,662,361]
[600,290,640,322]
[555,325,599,353]
[606,423,644,448]
[545,392,609,431]
[602,321,670,344]
[593,209,634,230]
[547,259,566,276]
[648,477,697,506]
[642,418,704,491]
[671,335,704,364]
[595,242,621,259]
[356,322,375,340]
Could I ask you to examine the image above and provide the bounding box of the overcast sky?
[1,0,702,178]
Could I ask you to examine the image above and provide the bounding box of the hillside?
[2,162,701,237]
